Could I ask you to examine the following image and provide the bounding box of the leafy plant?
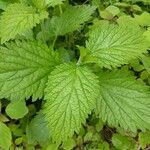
[0,0,150,149]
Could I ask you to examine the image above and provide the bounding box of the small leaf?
[112,134,137,150]
[134,12,150,26]
[6,100,28,119]
[62,139,76,150]
[139,131,150,149]
[142,55,150,73]
[0,122,12,150]
[98,141,109,150]
[106,5,120,16]
[144,27,150,42]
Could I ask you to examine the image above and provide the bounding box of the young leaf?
[134,12,150,27]
[84,22,148,68]
[47,5,95,36]
[112,134,137,150]
[0,41,60,101]
[6,100,28,119]
[0,122,12,150]
[43,63,100,142]
[139,131,150,149]
[96,69,150,132]
[0,3,48,43]
[142,55,150,73]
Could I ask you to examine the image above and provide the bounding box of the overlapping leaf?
[0,3,48,43]
[45,5,95,37]
[0,40,60,100]
[96,69,150,132]
[84,22,148,68]
[43,63,100,142]
[26,113,50,145]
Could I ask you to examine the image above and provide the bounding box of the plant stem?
[52,36,57,50]
[59,4,63,14]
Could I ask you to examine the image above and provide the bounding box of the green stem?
[52,36,57,50]
[59,4,63,14]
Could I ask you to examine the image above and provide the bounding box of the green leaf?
[0,122,12,150]
[0,0,19,10]
[126,0,150,4]
[0,1,9,10]
[6,100,28,119]
[139,131,150,149]
[32,0,47,9]
[47,5,95,36]
[62,138,76,150]
[112,134,137,150]
[84,22,148,68]
[26,113,50,145]
[144,27,150,42]
[142,55,150,74]
[45,0,65,7]
[98,141,109,150]
[46,143,59,150]
[43,63,100,142]
[134,12,150,27]
[0,3,48,43]
[96,69,150,132]
[0,41,59,101]
[106,5,120,17]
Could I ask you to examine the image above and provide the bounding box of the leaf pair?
[43,64,150,142]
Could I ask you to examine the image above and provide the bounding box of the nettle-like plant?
[0,0,150,147]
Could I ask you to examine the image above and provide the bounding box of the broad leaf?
[0,3,48,43]
[0,41,60,101]
[84,22,148,68]
[0,122,12,150]
[46,5,95,36]
[43,63,100,142]
[96,69,150,132]
[6,100,28,119]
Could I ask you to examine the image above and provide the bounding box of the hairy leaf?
[84,22,148,68]
[47,5,95,36]
[0,41,60,100]
[0,3,48,43]
[96,69,150,132]
[43,63,100,142]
